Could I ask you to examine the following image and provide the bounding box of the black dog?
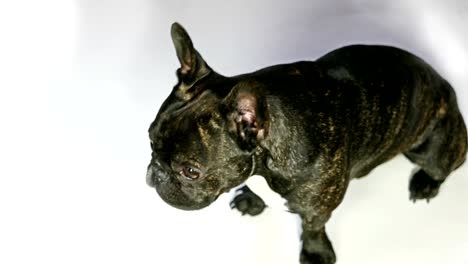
[147,23,467,263]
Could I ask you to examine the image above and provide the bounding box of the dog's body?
[147,23,467,263]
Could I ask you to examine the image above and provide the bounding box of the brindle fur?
[147,23,467,264]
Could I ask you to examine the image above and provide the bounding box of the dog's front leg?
[286,157,349,264]
[299,214,335,264]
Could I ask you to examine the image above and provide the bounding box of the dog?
[146,23,467,264]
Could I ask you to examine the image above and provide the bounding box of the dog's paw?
[230,186,266,216]
[300,249,336,264]
[409,169,443,203]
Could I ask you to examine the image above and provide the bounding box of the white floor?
[1,1,467,263]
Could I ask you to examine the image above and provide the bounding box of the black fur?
[147,23,467,263]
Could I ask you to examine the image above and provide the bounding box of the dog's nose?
[146,165,156,187]
[147,163,171,187]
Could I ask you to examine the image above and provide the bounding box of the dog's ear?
[171,22,211,99]
[222,82,269,151]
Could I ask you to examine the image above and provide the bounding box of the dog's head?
[146,23,269,210]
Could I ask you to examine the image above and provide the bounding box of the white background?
[0,1,467,263]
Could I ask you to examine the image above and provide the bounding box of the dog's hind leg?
[404,105,467,202]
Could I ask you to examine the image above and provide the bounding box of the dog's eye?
[180,166,202,180]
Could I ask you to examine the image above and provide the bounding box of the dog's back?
[309,45,466,178]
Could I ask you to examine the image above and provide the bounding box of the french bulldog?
[147,23,467,264]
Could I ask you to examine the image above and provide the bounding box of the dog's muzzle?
[146,163,169,187]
